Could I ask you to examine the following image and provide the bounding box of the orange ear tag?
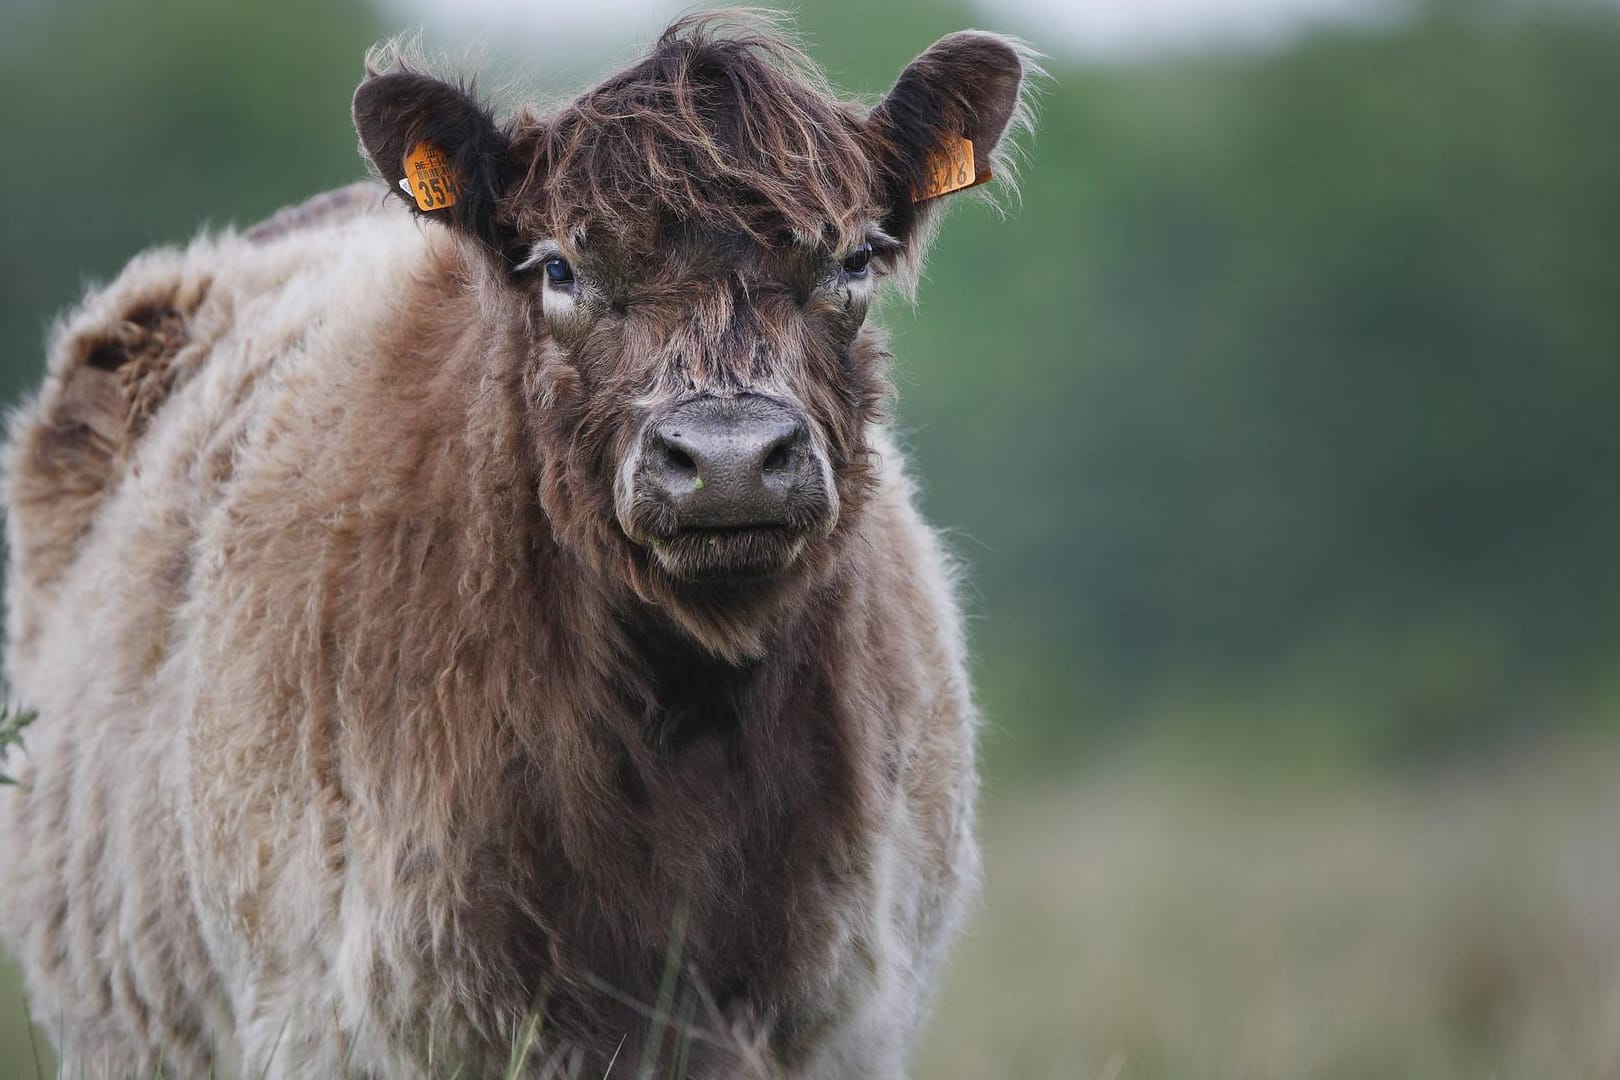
[402,141,460,211]
[912,136,991,203]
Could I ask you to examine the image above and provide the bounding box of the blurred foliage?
[0,707,36,786]
[802,0,1620,775]
[3,0,1620,783]
[0,0,381,399]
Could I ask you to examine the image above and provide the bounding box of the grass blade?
[23,995,42,1080]
[636,894,689,1080]
[257,1016,289,1080]
[506,1011,542,1078]
[602,1035,626,1079]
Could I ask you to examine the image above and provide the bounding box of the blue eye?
[543,257,574,285]
[841,246,872,278]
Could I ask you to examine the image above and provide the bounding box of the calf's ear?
[353,56,517,259]
[866,31,1036,254]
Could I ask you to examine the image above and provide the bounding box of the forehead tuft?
[505,11,879,251]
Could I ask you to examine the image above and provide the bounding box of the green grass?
[8,739,1620,1076]
[918,740,1620,1078]
[0,958,45,1080]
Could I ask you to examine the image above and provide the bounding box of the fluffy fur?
[0,13,1033,1078]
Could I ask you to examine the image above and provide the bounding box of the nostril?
[664,443,697,474]
[762,440,793,474]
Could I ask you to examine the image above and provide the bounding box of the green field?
[919,743,1620,1078]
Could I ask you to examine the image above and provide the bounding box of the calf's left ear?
[866,31,1035,249]
[353,58,517,260]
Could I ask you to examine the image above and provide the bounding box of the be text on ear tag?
[912,136,991,203]
[402,141,460,212]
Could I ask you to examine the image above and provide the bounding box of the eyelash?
[841,246,872,279]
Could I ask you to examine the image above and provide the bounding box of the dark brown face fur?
[517,222,891,656]
[353,11,1032,658]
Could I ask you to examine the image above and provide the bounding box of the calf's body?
[0,16,1031,1077]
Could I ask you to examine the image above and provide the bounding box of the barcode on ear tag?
[912,136,990,203]
[403,141,460,211]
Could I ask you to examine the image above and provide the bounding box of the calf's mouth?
[649,524,811,584]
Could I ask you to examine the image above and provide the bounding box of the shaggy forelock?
[504,9,880,249]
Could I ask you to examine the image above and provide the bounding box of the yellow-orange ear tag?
[402,141,460,212]
[912,136,991,203]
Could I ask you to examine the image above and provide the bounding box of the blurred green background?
[5,0,1620,1075]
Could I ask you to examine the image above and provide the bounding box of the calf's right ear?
[353,60,517,259]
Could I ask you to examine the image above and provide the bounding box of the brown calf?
[0,12,1035,1077]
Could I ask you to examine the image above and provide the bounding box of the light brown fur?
[0,14,1033,1077]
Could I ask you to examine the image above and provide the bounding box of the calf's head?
[353,15,1033,658]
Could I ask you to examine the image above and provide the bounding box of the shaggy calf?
[0,14,1033,1078]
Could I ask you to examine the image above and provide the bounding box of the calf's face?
[353,17,1030,657]
[523,225,882,584]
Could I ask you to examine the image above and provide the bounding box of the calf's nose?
[645,397,821,529]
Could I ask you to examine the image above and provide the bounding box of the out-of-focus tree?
[847,1,1620,770]
[0,0,381,401]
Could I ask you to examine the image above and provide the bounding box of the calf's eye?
[841,246,872,279]
[543,257,574,286]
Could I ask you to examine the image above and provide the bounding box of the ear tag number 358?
[403,142,460,212]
